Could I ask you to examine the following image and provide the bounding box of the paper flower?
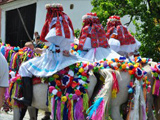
[61,96,67,102]
[49,86,55,93]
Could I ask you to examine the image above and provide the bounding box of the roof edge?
[0,0,16,5]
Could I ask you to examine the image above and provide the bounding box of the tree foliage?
[74,29,81,39]
[91,0,160,61]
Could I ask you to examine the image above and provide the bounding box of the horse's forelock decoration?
[151,63,160,96]
[155,63,160,74]
[134,67,144,80]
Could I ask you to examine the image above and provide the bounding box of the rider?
[24,42,35,50]
[14,3,86,106]
[77,13,120,62]
[106,15,141,59]
[0,52,9,109]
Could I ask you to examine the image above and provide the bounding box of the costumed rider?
[14,3,87,106]
[106,15,141,59]
[74,13,120,62]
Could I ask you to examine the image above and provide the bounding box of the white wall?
[34,0,93,35]
[1,9,5,43]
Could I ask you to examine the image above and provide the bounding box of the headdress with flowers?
[106,15,121,31]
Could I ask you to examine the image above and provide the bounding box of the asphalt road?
[0,110,45,120]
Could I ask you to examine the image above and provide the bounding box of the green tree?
[91,0,160,61]
[74,29,81,39]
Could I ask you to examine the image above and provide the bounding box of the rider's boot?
[14,77,33,106]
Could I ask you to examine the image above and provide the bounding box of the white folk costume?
[77,13,120,62]
[19,4,87,78]
[0,52,9,87]
[106,15,141,57]
[14,3,87,106]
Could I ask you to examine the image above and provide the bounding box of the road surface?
[0,110,45,120]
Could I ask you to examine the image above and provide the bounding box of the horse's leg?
[0,87,6,109]
[28,106,38,120]
[143,63,157,120]
[19,107,27,120]
[87,72,97,98]
[13,108,20,120]
[111,105,123,120]
[121,102,128,120]
[147,93,156,120]
[154,96,160,120]
[111,71,131,120]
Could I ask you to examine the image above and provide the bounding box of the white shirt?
[0,52,9,87]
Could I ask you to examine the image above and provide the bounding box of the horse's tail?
[87,69,114,119]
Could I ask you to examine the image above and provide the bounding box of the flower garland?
[123,58,152,120]
[0,43,40,72]
[70,43,81,56]
[125,70,149,120]
[7,74,22,108]
[0,43,44,108]
[151,63,160,96]
[47,56,151,119]
[47,65,90,120]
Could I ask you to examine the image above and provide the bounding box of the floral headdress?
[107,15,122,31]
[108,15,120,22]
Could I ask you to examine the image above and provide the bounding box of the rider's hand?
[34,48,43,54]
[63,50,70,57]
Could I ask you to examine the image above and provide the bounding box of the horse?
[12,61,157,120]
[87,61,157,120]
[1,45,155,120]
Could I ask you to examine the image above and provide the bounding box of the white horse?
[91,62,157,120]
[13,62,157,120]
[109,61,157,120]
